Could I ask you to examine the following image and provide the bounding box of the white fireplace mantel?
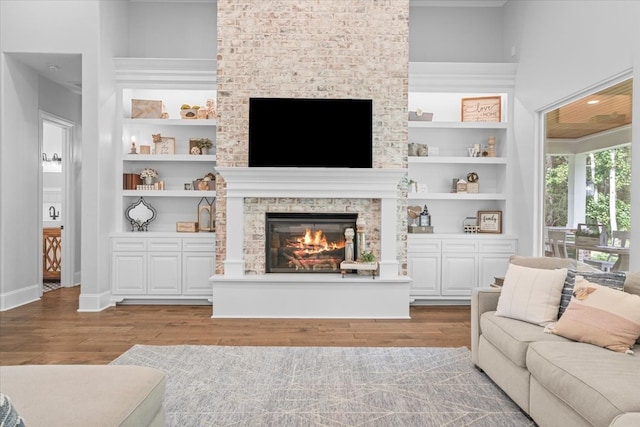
[218,167,406,199]
[216,167,406,278]
[210,167,411,319]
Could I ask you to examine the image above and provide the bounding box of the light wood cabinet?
[43,227,62,281]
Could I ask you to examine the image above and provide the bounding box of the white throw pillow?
[495,263,568,326]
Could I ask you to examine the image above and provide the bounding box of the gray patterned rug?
[110,345,535,426]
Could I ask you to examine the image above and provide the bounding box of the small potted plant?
[360,251,377,264]
[196,138,213,155]
[140,167,158,185]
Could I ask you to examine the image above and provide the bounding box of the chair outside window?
[611,230,630,248]
[547,230,569,258]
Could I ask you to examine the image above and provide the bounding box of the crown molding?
[410,0,507,7]
[114,57,217,86]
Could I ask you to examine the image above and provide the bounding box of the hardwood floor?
[0,286,471,365]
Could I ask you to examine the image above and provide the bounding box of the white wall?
[0,0,126,310]
[128,2,217,58]
[409,5,506,62]
[0,58,41,308]
[502,0,640,271]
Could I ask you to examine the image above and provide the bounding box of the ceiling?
[9,52,82,95]
[545,79,633,140]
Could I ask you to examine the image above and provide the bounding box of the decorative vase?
[200,147,209,155]
[143,176,153,185]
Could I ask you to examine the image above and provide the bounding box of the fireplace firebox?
[266,213,358,273]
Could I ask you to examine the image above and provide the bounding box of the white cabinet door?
[408,253,441,297]
[112,252,147,294]
[478,253,511,289]
[441,253,478,296]
[148,252,181,294]
[183,253,215,296]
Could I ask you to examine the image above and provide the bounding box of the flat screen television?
[248,97,373,168]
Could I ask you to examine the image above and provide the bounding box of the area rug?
[42,281,61,293]
[111,345,535,426]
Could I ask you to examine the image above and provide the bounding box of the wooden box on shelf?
[176,222,199,232]
[408,225,434,234]
[467,182,479,193]
[131,99,165,119]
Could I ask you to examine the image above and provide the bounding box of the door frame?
[39,110,76,289]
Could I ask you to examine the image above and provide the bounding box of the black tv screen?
[248,97,373,168]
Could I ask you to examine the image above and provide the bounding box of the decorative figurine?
[356,217,366,261]
[344,228,355,262]
[206,98,217,119]
[419,204,431,227]
[487,136,496,157]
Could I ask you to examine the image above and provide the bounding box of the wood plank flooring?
[0,286,471,365]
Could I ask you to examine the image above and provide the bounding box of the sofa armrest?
[471,288,501,367]
[610,413,640,427]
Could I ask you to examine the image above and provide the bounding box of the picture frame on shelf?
[477,210,502,233]
[461,96,501,122]
[154,136,176,155]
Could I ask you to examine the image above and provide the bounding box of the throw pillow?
[550,279,640,354]
[558,269,626,318]
[0,393,25,427]
[495,263,568,326]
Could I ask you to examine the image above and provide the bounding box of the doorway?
[40,112,75,291]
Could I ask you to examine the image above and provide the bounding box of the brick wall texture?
[215,0,409,274]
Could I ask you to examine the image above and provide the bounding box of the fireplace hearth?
[266,213,358,273]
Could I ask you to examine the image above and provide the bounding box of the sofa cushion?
[495,263,567,326]
[624,272,640,345]
[527,341,640,427]
[610,413,640,427]
[480,311,570,368]
[0,365,166,427]
[625,272,640,296]
[558,269,626,318]
[0,393,25,427]
[550,280,640,353]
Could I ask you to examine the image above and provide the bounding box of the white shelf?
[409,156,507,165]
[408,121,507,129]
[123,118,216,126]
[123,154,216,162]
[122,190,216,197]
[110,231,216,238]
[408,192,507,200]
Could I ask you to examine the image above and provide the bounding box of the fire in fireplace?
[266,213,358,273]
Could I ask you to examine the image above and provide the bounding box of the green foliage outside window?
[545,146,631,234]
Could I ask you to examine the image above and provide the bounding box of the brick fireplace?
[211,1,411,318]
[209,167,411,318]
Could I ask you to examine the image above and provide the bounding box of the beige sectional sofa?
[471,256,640,427]
[0,365,166,426]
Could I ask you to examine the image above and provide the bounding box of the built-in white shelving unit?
[407,62,518,303]
[111,58,218,304]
